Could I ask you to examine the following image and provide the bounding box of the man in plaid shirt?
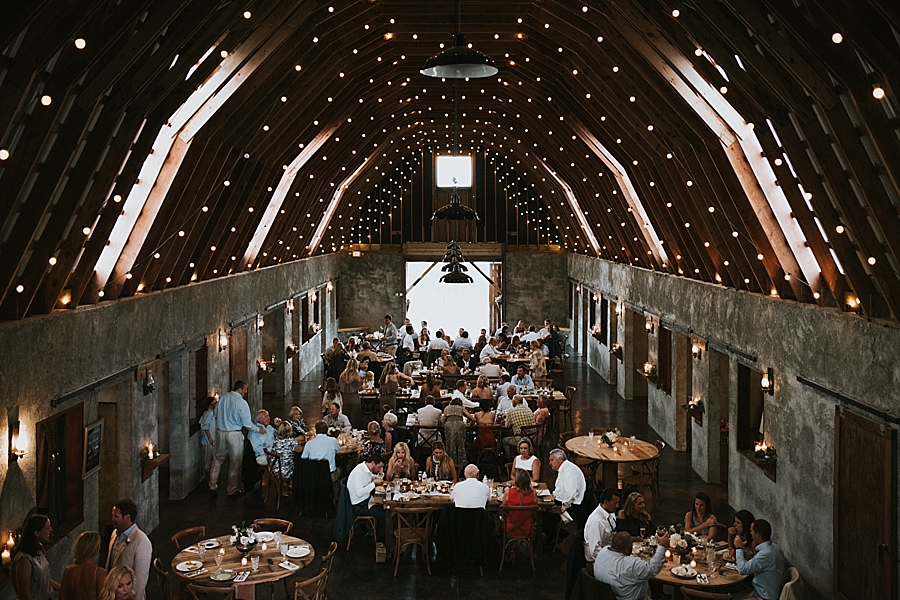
[502,395,535,458]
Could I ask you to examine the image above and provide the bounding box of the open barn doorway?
[405,261,496,340]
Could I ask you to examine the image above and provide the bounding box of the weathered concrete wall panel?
[339,251,405,330]
[503,251,568,327]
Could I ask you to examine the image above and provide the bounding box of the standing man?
[584,488,620,563]
[106,499,152,600]
[208,380,264,497]
[382,315,399,356]
[548,448,587,537]
[733,519,785,600]
[594,531,668,600]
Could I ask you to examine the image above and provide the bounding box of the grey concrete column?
[690,348,726,483]
[167,352,201,500]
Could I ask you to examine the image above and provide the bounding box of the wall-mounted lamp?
[142,373,156,396]
[691,343,703,360]
[326,281,333,292]
[761,367,774,395]
[576,284,582,292]
[615,303,624,316]
[309,290,317,303]
[218,329,228,352]
[1,533,14,564]
[645,317,655,334]
[593,292,600,302]
[9,421,27,461]
[257,314,265,329]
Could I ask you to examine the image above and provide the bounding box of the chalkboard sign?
[83,419,103,478]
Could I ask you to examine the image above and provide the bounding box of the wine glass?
[640,527,647,539]
[214,551,223,570]
[280,543,289,564]
[196,542,206,562]
[273,531,282,549]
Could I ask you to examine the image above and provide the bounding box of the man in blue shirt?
[247,409,276,465]
[734,519,785,600]
[511,365,535,391]
[208,380,264,497]
[301,421,342,496]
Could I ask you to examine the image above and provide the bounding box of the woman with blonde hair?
[379,362,413,412]
[470,375,494,400]
[529,340,547,379]
[338,358,363,427]
[60,531,106,600]
[363,421,386,455]
[385,442,417,481]
[98,566,135,600]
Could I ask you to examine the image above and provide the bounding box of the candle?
[664,550,671,559]
[1,549,9,565]
[261,543,267,551]
[219,547,225,555]
[6,533,13,549]
[147,442,154,459]
[241,556,247,566]
[690,559,697,568]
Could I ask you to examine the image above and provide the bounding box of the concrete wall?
[503,251,568,327]
[339,250,405,331]
[568,253,900,600]
[0,254,339,592]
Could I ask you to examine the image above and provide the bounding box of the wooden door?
[230,325,248,385]
[834,407,896,600]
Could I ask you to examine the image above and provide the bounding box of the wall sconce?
[309,291,317,302]
[326,281,333,292]
[218,329,228,352]
[691,343,703,360]
[615,303,624,316]
[645,317,655,334]
[576,284,582,292]
[142,373,156,396]
[593,292,600,302]
[257,314,265,329]
[761,367,774,395]
[9,421,27,461]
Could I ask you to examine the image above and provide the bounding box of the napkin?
[725,562,738,570]
[234,572,250,582]
[185,569,208,578]
[183,546,200,554]
[279,561,299,571]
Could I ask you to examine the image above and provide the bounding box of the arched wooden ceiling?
[1,0,898,321]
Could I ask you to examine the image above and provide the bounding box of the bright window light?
[436,155,472,188]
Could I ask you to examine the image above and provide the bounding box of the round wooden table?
[565,434,659,488]
[650,553,750,591]
[171,534,315,600]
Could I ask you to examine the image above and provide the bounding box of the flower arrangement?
[667,526,700,556]
[753,442,777,465]
[231,523,258,552]
[610,343,623,359]
[327,426,343,438]
[599,428,621,446]
[642,361,658,377]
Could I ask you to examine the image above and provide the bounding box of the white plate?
[671,566,698,579]
[210,569,236,581]
[255,532,276,542]
[176,560,203,572]
[286,546,311,558]
[199,539,221,549]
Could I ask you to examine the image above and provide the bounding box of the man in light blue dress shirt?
[734,519,785,600]
[302,421,342,495]
[247,409,276,465]
[594,531,668,600]
[511,365,535,391]
[208,381,265,496]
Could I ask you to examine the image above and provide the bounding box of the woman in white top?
[513,437,541,482]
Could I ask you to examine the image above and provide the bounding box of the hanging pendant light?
[421,1,497,79]
[432,81,480,221]
[439,240,473,284]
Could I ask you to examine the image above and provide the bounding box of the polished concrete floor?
[147,350,733,599]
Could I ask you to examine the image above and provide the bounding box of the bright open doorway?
[406,261,493,337]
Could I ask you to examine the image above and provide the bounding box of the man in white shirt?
[478,360,502,378]
[584,488,620,563]
[538,319,552,341]
[480,337,501,361]
[451,379,479,409]
[548,448,586,515]
[347,454,386,539]
[451,464,490,508]
[428,330,450,351]
[594,531,668,600]
[522,326,541,343]
[495,384,516,417]
[416,396,443,446]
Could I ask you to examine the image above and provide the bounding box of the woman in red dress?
[502,468,536,535]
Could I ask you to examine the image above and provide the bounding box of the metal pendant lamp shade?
[439,240,474,283]
[421,34,498,79]
[432,192,480,220]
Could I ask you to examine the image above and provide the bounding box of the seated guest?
[548,448,586,523]
[381,412,406,452]
[513,320,527,336]
[496,385,516,417]
[473,399,497,448]
[456,348,479,371]
[451,330,474,355]
[301,421,342,493]
[512,438,540,481]
[323,337,341,364]
[345,336,358,354]
[511,365,535,391]
[248,409,276,466]
[594,531,668,600]
[494,374,512,401]
[685,491,718,539]
[357,342,378,363]
[385,442,417,481]
[60,530,106,600]
[480,337,502,361]
[99,566,135,600]
[522,326,541,343]
[357,356,371,379]
[347,454,387,540]
[451,464,490,508]
[502,468,536,535]
[441,354,460,376]
[270,422,300,479]
[734,519,785,600]
[469,375,493,401]
[501,396,535,458]
[584,488,620,563]
[477,360,503,378]
[420,372,442,401]
[529,340,547,378]
[425,442,458,482]
[533,395,550,427]
[416,395,443,446]
[616,492,655,542]
[363,421,386,456]
[323,402,352,433]
[321,377,342,415]
[474,332,487,355]
[428,330,450,352]
[286,406,307,438]
[497,332,511,350]
[434,348,450,368]
[451,379,479,409]
[495,323,510,337]
[728,510,757,559]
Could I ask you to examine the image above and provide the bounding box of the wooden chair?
[559,431,598,482]
[293,564,328,600]
[347,514,378,550]
[519,423,541,450]
[779,566,803,600]
[252,517,293,535]
[392,506,434,576]
[263,449,293,510]
[622,451,662,508]
[361,394,381,422]
[556,386,575,432]
[171,526,206,551]
[681,589,732,599]
[152,558,190,600]
[532,377,553,388]
[550,352,568,387]
[319,541,338,593]
[498,504,539,571]
[187,584,236,600]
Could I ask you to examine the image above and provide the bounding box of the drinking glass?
[280,543,288,563]
[640,527,646,539]
[273,532,282,548]
[214,553,223,569]
[250,555,259,573]
[196,543,206,561]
